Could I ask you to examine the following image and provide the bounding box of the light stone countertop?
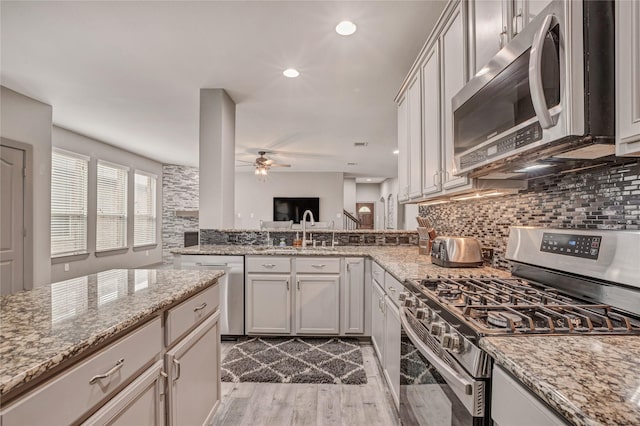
[0,269,223,398]
[481,336,640,426]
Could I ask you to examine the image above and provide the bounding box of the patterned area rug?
[221,337,367,385]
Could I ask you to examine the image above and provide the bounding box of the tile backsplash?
[162,165,199,263]
[419,160,640,270]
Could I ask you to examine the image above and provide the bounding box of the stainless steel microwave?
[452,0,615,177]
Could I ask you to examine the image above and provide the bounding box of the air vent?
[347,162,358,166]
[353,142,368,147]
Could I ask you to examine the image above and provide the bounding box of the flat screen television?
[273,197,320,224]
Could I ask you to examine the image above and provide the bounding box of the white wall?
[1,86,52,287]
[235,172,345,229]
[51,126,163,281]
[343,178,356,215]
[380,178,398,229]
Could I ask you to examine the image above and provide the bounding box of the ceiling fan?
[236,151,291,176]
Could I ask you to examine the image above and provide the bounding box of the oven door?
[399,308,488,426]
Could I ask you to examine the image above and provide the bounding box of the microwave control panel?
[540,232,602,259]
[460,122,543,169]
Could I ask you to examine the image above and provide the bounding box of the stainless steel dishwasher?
[174,255,244,337]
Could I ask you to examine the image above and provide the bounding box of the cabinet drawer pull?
[193,302,207,312]
[311,264,326,268]
[389,286,397,293]
[297,280,300,290]
[286,280,289,291]
[261,263,276,268]
[89,358,125,385]
[173,358,181,381]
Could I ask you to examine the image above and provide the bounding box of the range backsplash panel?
[162,165,199,263]
[419,160,640,270]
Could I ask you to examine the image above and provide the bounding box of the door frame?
[1,137,34,290]
[356,202,375,230]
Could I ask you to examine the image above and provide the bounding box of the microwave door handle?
[529,14,555,129]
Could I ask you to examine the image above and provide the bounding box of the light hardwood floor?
[211,342,400,426]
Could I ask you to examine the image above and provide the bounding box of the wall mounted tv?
[273,197,320,224]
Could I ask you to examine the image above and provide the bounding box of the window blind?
[134,172,157,246]
[96,161,128,251]
[51,150,88,256]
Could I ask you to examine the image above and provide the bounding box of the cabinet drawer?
[372,262,385,284]
[246,257,291,273]
[296,258,341,274]
[1,317,162,426]
[385,272,405,307]
[166,284,219,347]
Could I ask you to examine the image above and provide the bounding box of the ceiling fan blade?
[269,164,291,168]
[236,164,256,167]
[236,159,255,164]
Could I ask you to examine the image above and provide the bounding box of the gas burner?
[487,312,523,329]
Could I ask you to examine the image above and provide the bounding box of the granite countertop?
[481,335,640,426]
[0,269,223,398]
[172,244,509,283]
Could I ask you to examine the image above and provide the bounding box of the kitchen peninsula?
[0,269,223,425]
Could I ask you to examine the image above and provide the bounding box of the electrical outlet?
[481,247,494,261]
[64,263,70,272]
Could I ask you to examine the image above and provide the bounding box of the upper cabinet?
[397,95,409,202]
[468,0,552,75]
[616,0,640,156]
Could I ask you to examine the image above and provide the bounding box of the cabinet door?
[343,258,365,334]
[295,274,340,334]
[513,0,552,37]
[471,0,506,75]
[421,42,442,195]
[82,361,165,426]
[397,95,410,202]
[407,73,423,199]
[371,280,386,363]
[383,298,401,409]
[441,3,470,190]
[166,312,220,426]
[616,0,640,156]
[246,273,291,334]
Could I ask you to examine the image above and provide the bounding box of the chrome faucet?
[301,210,315,248]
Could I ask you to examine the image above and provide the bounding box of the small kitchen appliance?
[399,226,640,425]
[430,236,483,267]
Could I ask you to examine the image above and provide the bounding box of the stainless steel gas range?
[398,227,640,426]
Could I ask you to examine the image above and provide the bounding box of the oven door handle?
[400,308,480,415]
[529,14,556,129]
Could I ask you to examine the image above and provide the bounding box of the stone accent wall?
[162,165,199,263]
[199,229,419,247]
[419,160,640,270]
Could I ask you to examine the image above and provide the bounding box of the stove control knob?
[416,308,428,320]
[403,296,416,308]
[398,292,409,302]
[430,322,443,336]
[450,333,464,354]
[441,333,452,348]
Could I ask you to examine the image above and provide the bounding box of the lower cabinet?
[383,297,401,409]
[296,274,340,334]
[165,311,221,426]
[83,361,166,426]
[371,279,386,363]
[343,258,365,334]
[246,273,292,334]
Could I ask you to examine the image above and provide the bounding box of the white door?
[166,313,220,426]
[616,0,640,156]
[246,274,291,334]
[0,145,25,295]
[343,258,364,334]
[421,41,442,195]
[371,280,386,363]
[384,298,401,409]
[295,274,340,334]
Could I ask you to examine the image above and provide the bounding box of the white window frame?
[51,148,89,257]
[133,170,158,247]
[96,160,129,253]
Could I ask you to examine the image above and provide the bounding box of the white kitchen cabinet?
[441,2,470,191]
[82,361,165,426]
[342,257,365,334]
[246,273,291,334]
[166,312,220,426]
[421,41,442,196]
[616,0,640,157]
[407,73,423,199]
[371,279,386,363]
[513,0,553,35]
[383,296,401,409]
[397,94,410,202]
[295,274,340,334]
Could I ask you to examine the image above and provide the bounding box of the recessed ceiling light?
[347,162,357,166]
[393,149,399,155]
[283,68,299,78]
[336,20,357,36]
[366,178,372,182]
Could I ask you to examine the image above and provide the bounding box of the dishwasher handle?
[195,262,228,267]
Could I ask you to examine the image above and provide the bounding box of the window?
[51,150,88,256]
[134,172,157,246]
[96,161,128,251]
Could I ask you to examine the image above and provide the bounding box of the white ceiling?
[1,1,446,178]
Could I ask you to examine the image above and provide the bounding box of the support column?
[199,89,235,229]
